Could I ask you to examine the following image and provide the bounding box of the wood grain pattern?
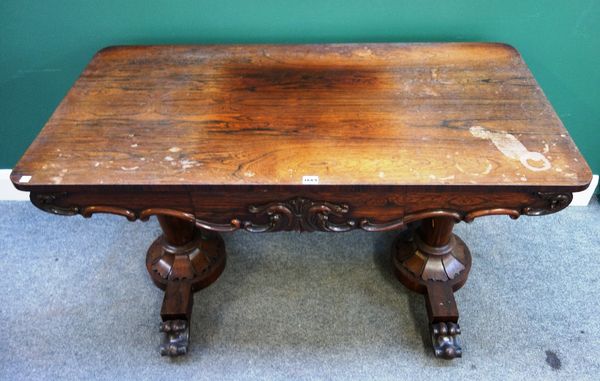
[10,43,592,190]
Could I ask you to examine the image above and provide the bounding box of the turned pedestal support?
[392,216,472,359]
[146,215,226,356]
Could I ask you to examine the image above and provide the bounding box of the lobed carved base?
[146,230,226,293]
[392,230,471,294]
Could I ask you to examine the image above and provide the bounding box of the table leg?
[392,217,472,359]
[146,215,226,356]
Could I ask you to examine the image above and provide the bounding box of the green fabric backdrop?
[1,0,598,177]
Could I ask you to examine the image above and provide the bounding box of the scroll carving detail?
[30,193,79,216]
[245,198,356,232]
[523,192,573,216]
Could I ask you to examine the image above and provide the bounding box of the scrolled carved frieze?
[29,191,574,233]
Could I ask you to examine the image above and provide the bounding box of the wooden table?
[11,43,592,359]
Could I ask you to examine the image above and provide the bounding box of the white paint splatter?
[180,159,200,170]
[164,156,174,161]
[378,171,385,179]
[542,143,549,153]
[169,147,181,153]
[94,162,101,167]
[355,47,372,57]
[244,171,256,178]
[121,166,139,171]
[422,87,440,97]
[131,144,138,148]
[469,126,551,172]
[438,175,455,181]
[455,162,492,176]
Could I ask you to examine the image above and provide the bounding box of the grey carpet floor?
[0,200,599,381]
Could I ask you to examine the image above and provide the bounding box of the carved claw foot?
[159,319,190,356]
[147,215,227,356]
[392,216,471,359]
[431,322,462,359]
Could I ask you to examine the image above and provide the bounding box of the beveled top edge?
[10,178,592,194]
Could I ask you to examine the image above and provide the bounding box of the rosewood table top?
[11,43,593,359]
[11,43,591,190]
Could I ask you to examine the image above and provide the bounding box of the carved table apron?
[11,44,592,359]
